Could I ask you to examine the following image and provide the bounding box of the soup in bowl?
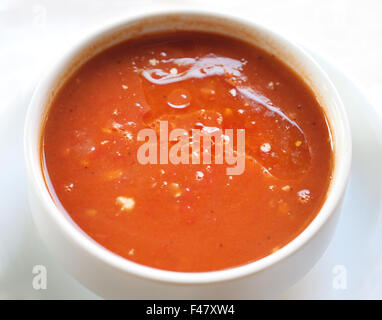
[25,10,351,298]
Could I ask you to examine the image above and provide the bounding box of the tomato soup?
[42,32,333,272]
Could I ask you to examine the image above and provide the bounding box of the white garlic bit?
[149,58,159,66]
[116,196,135,212]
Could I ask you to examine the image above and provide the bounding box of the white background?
[2,0,382,115]
[1,0,382,299]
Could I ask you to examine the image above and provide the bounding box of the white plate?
[281,52,382,299]
[0,51,381,300]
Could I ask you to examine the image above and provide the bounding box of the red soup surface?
[42,31,333,272]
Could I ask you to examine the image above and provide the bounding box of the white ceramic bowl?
[24,10,352,299]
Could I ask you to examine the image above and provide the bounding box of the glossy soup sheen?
[42,31,333,272]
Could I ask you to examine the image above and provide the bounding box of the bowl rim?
[24,9,352,285]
